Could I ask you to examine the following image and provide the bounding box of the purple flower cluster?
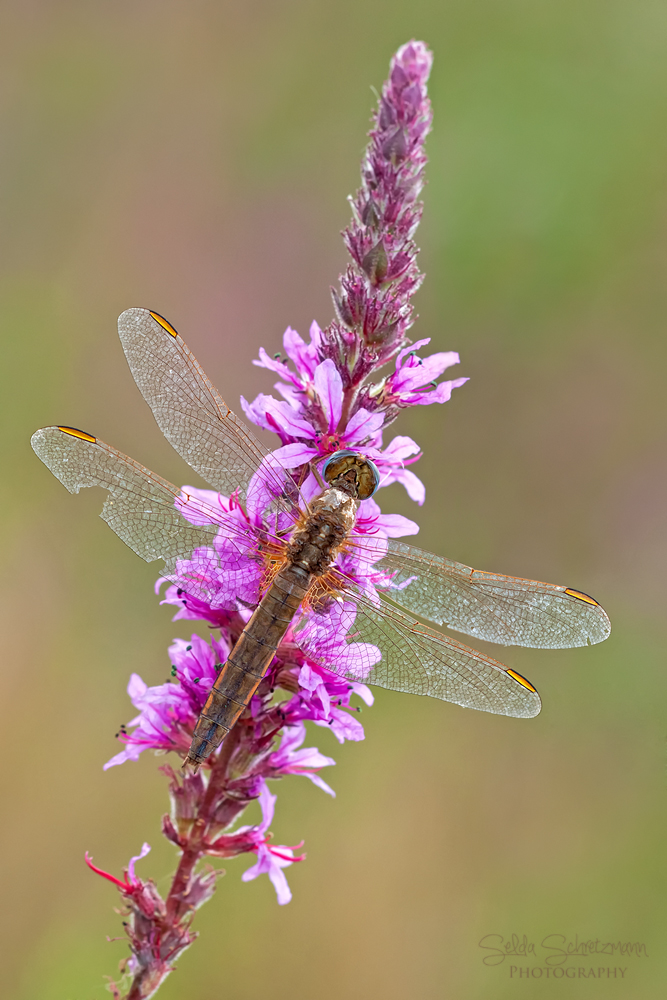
[105,625,375,900]
[91,40,467,999]
[239,39,467,506]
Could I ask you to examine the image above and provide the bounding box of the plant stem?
[124,727,242,1000]
[166,727,241,921]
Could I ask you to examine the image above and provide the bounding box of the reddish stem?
[166,728,241,921]
[123,728,242,1000]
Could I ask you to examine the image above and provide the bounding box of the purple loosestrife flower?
[103,633,228,768]
[93,40,468,998]
[239,782,305,905]
[241,42,467,505]
[155,482,419,626]
[266,723,336,795]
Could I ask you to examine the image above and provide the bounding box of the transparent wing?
[117,308,300,518]
[355,538,611,649]
[293,580,541,719]
[31,426,270,609]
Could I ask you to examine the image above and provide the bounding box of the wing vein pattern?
[293,580,541,719]
[30,427,261,608]
[118,308,296,511]
[367,539,611,648]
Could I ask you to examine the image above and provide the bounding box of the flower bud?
[361,198,380,228]
[361,240,388,285]
[381,127,407,164]
[330,287,354,328]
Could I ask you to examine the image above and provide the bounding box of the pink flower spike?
[78,40,480,990]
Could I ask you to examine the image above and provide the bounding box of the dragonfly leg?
[310,461,328,491]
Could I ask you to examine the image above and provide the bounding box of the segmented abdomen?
[186,564,309,767]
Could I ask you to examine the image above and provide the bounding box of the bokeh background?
[1,2,666,997]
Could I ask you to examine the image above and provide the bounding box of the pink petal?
[313,359,343,432]
[239,393,274,432]
[267,860,293,905]
[271,443,319,468]
[241,856,265,882]
[420,375,469,404]
[276,723,307,754]
[380,435,421,461]
[308,320,323,349]
[304,772,336,797]
[387,467,426,504]
[393,351,461,393]
[374,513,420,537]
[127,674,147,701]
[396,338,431,369]
[253,347,297,384]
[257,780,276,832]
[268,402,315,438]
[273,382,303,407]
[350,682,374,706]
[176,487,229,527]
[316,709,365,743]
[344,408,385,444]
[283,326,317,378]
[103,747,139,770]
[127,843,151,883]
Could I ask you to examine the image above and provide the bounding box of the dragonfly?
[32,308,611,769]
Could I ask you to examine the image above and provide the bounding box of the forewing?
[362,539,611,649]
[117,308,300,516]
[31,426,263,608]
[293,585,541,719]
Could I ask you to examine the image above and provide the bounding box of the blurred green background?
[1,1,666,997]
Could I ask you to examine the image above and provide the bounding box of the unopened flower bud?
[390,62,409,90]
[379,97,397,129]
[330,287,354,328]
[365,318,399,348]
[161,764,205,838]
[381,126,407,164]
[361,198,380,228]
[361,240,388,285]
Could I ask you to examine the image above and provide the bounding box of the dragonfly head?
[321,450,380,500]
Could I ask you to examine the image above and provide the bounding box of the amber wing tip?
[56,425,97,443]
[148,310,179,338]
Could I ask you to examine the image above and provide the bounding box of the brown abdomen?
[185,564,310,767]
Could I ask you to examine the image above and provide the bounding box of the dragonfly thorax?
[286,487,358,578]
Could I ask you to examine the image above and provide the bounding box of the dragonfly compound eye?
[321,449,380,500]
